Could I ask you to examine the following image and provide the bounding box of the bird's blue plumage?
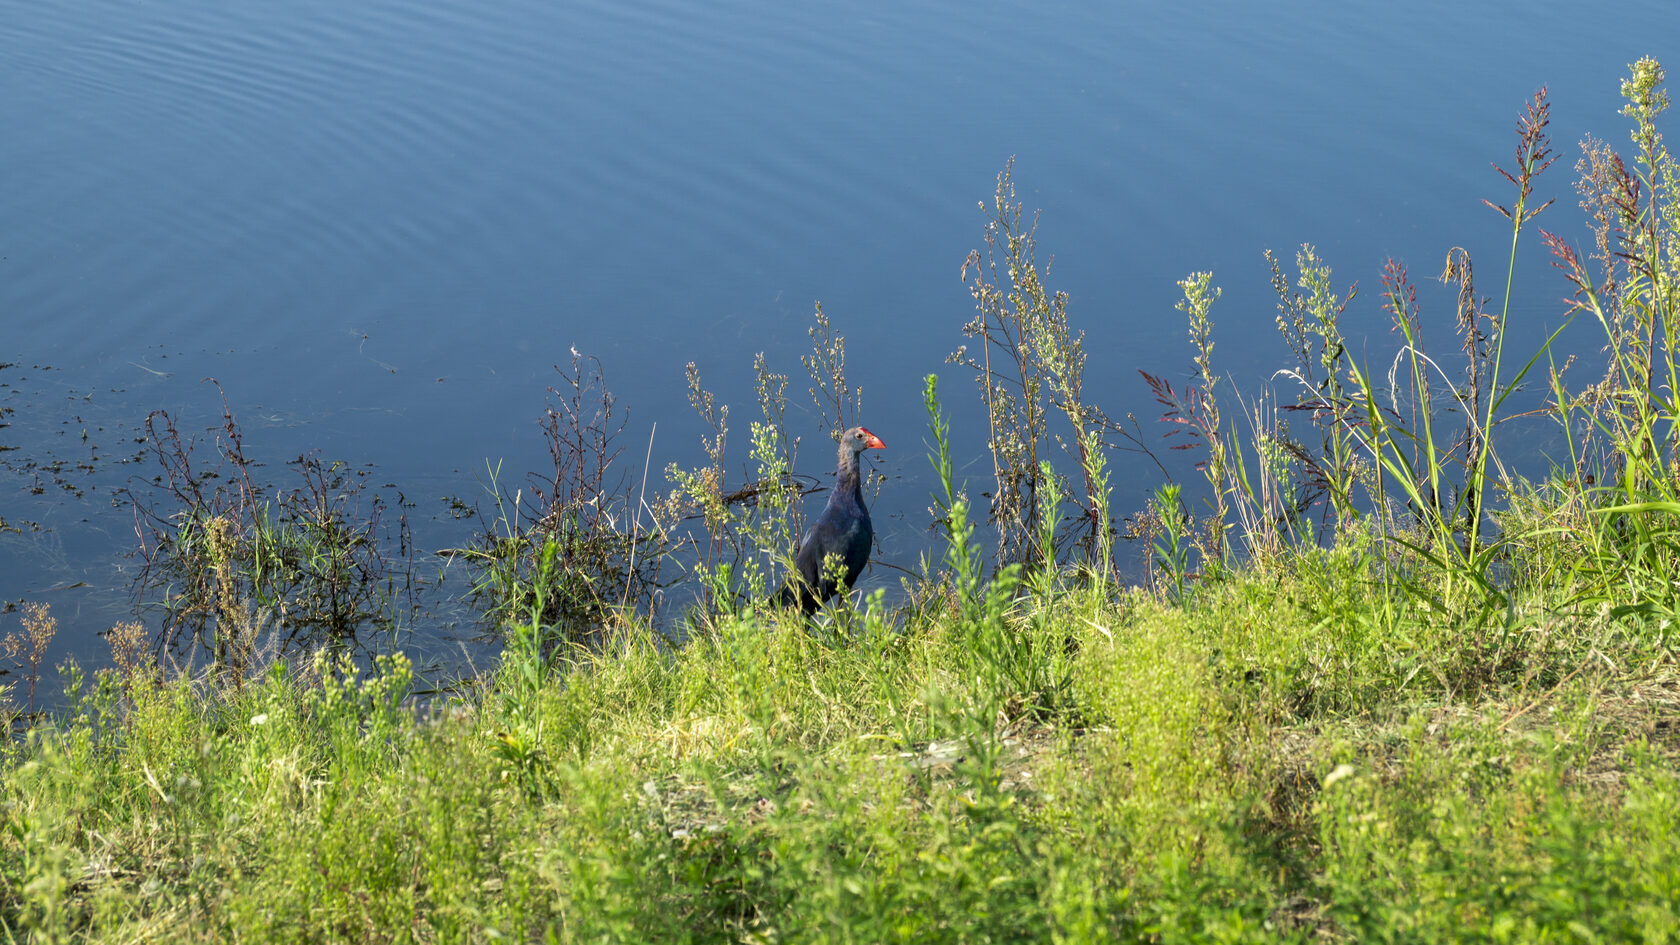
[780,426,882,614]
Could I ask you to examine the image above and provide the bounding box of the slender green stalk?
[1473,87,1557,561]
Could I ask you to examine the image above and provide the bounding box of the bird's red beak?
[862,429,885,450]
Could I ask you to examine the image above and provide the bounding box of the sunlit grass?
[6,551,1679,941]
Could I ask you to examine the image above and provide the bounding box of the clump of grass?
[1527,58,1680,623]
[925,372,1070,723]
[1140,84,1573,643]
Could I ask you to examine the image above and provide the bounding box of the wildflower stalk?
[1476,86,1557,558]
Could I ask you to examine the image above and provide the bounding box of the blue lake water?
[1,0,1672,674]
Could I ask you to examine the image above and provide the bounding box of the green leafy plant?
[1149,483,1192,602]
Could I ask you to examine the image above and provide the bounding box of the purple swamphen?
[779,426,885,614]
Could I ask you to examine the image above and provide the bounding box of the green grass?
[4,554,1679,943]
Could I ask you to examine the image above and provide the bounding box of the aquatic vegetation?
[453,350,677,646]
[125,381,416,666]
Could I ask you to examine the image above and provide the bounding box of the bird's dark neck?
[831,444,866,512]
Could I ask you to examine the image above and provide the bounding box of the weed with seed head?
[104,620,155,697]
[955,160,1147,577]
[1142,271,1241,577]
[2,601,56,721]
[1267,244,1363,526]
[803,301,863,438]
[666,369,809,618]
[1525,60,1680,622]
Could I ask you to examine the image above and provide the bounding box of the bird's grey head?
[842,426,885,454]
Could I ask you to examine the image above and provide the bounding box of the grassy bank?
[6,60,1680,942]
[3,553,1678,942]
